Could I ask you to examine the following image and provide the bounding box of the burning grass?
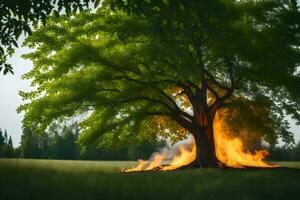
[124,113,277,172]
[0,159,299,200]
[124,142,196,172]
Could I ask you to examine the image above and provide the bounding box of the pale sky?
[0,36,32,147]
[1,7,300,147]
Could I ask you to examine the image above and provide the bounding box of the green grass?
[273,161,300,169]
[0,159,299,200]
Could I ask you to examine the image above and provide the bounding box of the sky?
[1,9,300,147]
[0,36,33,147]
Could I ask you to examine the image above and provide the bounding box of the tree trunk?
[190,125,220,168]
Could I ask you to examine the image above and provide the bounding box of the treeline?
[1,124,300,161]
[268,143,300,161]
[0,129,19,157]
[1,123,164,160]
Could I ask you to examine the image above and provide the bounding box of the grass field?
[0,159,299,200]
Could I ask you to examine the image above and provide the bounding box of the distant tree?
[291,142,300,161]
[268,146,292,161]
[7,136,14,157]
[21,127,41,158]
[79,144,102,160]
[13,147,22,158]
[20,1,300,168]
[19,121,165,160]
[0,129,4,145]
[127,141,165,160]
[4,130,8,145]
[0,130,15,158]
[8,136,13,148]
[0,129,4,157]
[53,125,77,159]
[39,132,51,158]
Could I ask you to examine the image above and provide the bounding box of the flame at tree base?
[214,113,277,168]
[124,113,278,172]
[124,143,196,172]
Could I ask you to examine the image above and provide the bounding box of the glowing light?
[124,111,276,172]
[214,112,275,168]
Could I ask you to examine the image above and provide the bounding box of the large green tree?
[19,0,300,167]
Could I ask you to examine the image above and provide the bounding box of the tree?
[0,0,100,75]
[21,127,41,158]
[8,136,13,148]
[4,130,8,145]
[0,129,15,158]
[0,129,4,145]
[268,146,292,161]
[127,141,165,160]
[19,1,300,168]
[291,141,300,160]
[19,121,162,160]
[51,125,78,159]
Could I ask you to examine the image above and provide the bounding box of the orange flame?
[124,144,196,172]
[214,113,275,168]
[124,112,276,172]
[162,144,196,171]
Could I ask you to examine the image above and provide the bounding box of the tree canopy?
[19,0,300,157]
[0,0,101,75]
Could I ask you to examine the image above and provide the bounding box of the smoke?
[147,135,195,165]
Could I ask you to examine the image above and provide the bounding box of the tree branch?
[209,57,236,117]
[155,87,194,122]
[206,84,220,99]
[203,68,229,90]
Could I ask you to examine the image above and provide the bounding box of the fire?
[124,112,276,172]
[214,113,275,168]
[162,144,196,171]
[124,143,196,172]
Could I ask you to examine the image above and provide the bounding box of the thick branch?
[155,87,194,122]
[206,84,220,99]
[109,73,196,122]
[209,58,236,118]
[171,111,195,132]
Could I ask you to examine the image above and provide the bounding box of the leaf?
[0,47,4,56]
[3,64,13,75]
[12,40,18,48]
[3,68,8,75]
[24,25,32,35]
[95,0,101,8]
[15,30,22,40]
[53,10,59,18]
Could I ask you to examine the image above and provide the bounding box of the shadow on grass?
[0,160,299,200]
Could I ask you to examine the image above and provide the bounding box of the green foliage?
[21,127,42,158]
[0,0,100,75]
[268,141,300,161]
[0,129,4,145]
[20,123,164,160]
[291,142,300,160]
[0,129,18,158]
[19,1,300,150]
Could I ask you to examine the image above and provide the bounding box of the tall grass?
[0,159,299,200]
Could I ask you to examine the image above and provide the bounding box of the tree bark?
[188,85,220,168]
[191,125,220,168]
